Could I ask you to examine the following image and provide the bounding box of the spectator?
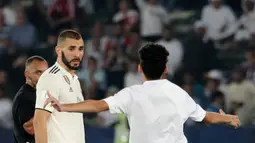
[156,25,183,78]
[135,0,169,42]
[240,48,255,83]
[207,91,225,112]
[201,0,237,41]
[235,0,255,41]
[125,31,146,60]
[85,22,109,69]
[1,2,17,26]
[182,21,219,82]
[113,0,138,30]
[8,8,37,51]
[0,10,10,55]
[78,56,106,99]
[0,70,14,99]
[124,59,143,87]
[47,0,75,32]
[0,86,13,129]
[225,68,255,113]
[205,69,226,98]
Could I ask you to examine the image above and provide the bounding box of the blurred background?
[0,0,255,142]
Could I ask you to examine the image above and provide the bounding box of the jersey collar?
[55,62,78,80]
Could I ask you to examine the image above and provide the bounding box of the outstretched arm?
[203,110,240,127]
[44,92,109,113]
[62,100,109,113]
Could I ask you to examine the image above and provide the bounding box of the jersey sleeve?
[35,74,60,113]
[185,93,206,122]
[103,87,132,115]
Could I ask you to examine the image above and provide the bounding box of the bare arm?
[203,110,240,127]
[62,100,109,113]
[33,109,51,143]
[23,117,34,135]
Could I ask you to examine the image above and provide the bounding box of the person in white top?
[201,0,237,41]
[44,43,240,143]
[113,0,138,29]
[135,0,169,42]
[33,30,85,143]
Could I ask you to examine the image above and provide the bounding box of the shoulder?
[37,65,62,89]
[202,5,211,12]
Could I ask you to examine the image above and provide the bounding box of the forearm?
[203,112,230,124]
[34,121,48,143]
[62,100,108,113]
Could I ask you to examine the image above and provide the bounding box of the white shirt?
[156,39,183,76]
[104,79,206,143]
[135,0,169,36]
[0,98,13,129]
[201,5,236,40]
[35,62,85,143]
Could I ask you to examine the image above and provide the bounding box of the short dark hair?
[25,55,46,68]
[138,43,169,80]
[57,29,82,44]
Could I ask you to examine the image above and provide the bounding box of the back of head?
[139,43,169,80]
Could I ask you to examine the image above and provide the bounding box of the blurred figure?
[201,0,236,42]
[235,0,255,41]
[135,0,169,42]
[47,0,75,32]
[125,31,146,60]
[0,86,12,129]
[8,8,36,50]
[207,91,225,112]
[182,72,208,108]
[157,25,183,78]
[225,68,255,114]
[124,59,143,87]
[205,69,226,98]
[240,48,255,83]
[182,21,219,82]
[113,0,138,30]
[0,10,10,55]
[85,22,109,68]
[96,86,119,128]
[78,56,106,99]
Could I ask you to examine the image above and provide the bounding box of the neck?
[57,59,76,75]
[26,81,35,89]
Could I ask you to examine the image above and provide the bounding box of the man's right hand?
[219,109,241,128]
[44,91,64,112]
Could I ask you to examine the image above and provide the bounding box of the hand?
[219,109,241,128]
[44,91,63,112]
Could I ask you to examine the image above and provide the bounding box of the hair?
[88,56,97,63]
[138,43,169,80]
[25,55,46,69]
[57,29,82,45]
[210,91,224,102]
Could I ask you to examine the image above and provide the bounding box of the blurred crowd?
[0,0,255,132]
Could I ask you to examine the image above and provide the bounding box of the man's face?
[59,38,85,70]
[245,1,254,12]
[212,0,221,9]
[87,59,97,71]
[26,61,48,85]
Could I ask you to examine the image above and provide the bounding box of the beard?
[61,51,82,71]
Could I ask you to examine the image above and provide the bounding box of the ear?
[24,70,29,78]
[55,46,61,56]
[164,66,168,74]
[138,64,142,73]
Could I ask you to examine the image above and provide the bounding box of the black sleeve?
[17,95,35,125]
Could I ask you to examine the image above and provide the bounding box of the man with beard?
[33,30,85,143]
